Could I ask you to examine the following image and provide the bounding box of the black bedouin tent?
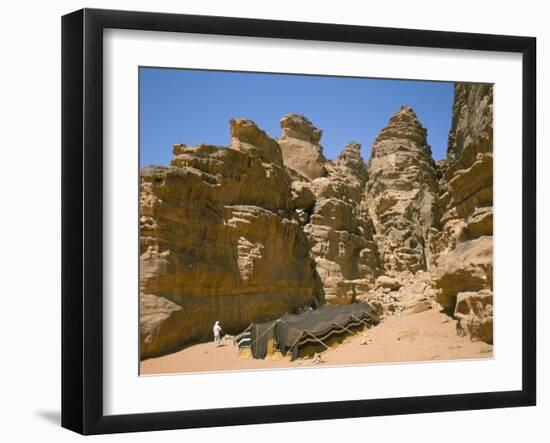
[235,303,380,360]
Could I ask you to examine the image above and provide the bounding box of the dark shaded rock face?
[140,83,494,358]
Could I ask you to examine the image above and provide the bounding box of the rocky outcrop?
[278,114,327,180]
[140,82,494,358]
[454,289,493,344]
[140,119,322,358]
[434,83,493,255]
[431,83,494,343]
[360,271,438,318]
[432,236,493,311]
[359,87,493,343]
[366,106,439,274]
[447,84,493,164]
[304,140,381,305]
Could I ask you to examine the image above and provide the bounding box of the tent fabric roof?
[242,303,379,360]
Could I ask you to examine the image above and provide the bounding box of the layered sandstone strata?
[304,140,381,304]
[140,82,495,359]
[431,83,494,342]
[278,114,327,180]
[140,119,321,358]
[366,106,440,274]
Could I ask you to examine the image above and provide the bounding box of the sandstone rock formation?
[303,140,381,305]
[279,114,327,180]
[140,119,322,358]
[140,82,494,359]
[357,87,493,344]
[432,236,493,311]
[366,107,439,275]
[431,83,494,342]
[376,275,401,290]
[454,289,493,344]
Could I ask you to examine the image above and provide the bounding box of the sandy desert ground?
[140,309,493,376]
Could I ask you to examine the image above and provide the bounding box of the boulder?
[432,236,493,310]
[454,290,493,343]
[376,275,401,290]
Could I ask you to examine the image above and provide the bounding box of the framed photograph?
[61,8,536,435]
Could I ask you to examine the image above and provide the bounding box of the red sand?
[140,309,492,376]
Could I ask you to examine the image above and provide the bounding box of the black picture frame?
[61,8,537,435]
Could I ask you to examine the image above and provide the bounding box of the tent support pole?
[248,322,278,349]
[303,330,330,350]
[332,322,358,336]
[351,315,371,328]
[288,333,304,353]
[234,323,253,346]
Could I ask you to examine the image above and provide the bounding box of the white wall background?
[0,1,546,442]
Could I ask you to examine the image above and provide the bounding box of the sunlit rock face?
[140,119,322,359]
[139,83,495,359]
[278,114,327,181]
[431,83,494,343]
[305,140,381,305]
[366,106,440,274]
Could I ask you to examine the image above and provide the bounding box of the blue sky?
[139,68,454,167]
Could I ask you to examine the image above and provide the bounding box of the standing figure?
[213,320,223,346]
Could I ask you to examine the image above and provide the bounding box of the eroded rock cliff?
[140,119,322,358]
[305,140,381,305]
[431,83,494,343]
[140,82,494,359]
[366,106,439,274]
